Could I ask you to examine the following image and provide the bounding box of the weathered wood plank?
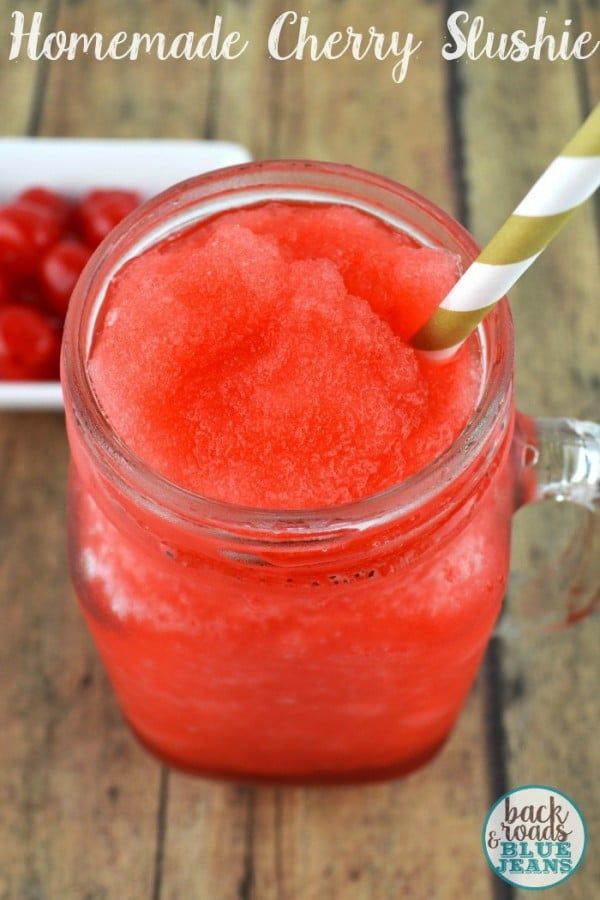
[41,0,215,138]
[251,693,497,900]
[0,415,160,899]
[0,0,52,136]
[214,0,457,207]
[458,2,600,898]
[161,3,496,899]
[160,687,493,900]
[578,0,600,106]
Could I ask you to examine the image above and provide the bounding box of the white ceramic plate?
[0,137,252,411]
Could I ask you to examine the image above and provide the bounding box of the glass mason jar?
[62,162,600,784]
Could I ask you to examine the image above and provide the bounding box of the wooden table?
[1,2,598,898]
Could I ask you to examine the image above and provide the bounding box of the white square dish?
[0,137,252,411]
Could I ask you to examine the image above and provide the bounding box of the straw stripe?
[515,158,600,216]
[437,257,539,313]
[411,104,600,355]
[563,105,600,156]
[477,213,570,266]
[411,306,497,352]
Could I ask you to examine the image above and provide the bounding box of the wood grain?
[457,2,600,898]
[213,0,458,208]
[0,415,160,899]
[160,688,494,900]
[578,0,600,107]
[0,0,54,137]
[41,0,215,138]
[0,0,597,898]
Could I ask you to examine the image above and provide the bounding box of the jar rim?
[62,159,514,540]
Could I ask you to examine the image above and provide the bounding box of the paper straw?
[411,104,600,358]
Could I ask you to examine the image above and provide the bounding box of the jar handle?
[497,413,600,637]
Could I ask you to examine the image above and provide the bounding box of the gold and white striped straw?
[411,103,600,357]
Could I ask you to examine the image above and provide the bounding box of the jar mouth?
[62,160,514,539]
